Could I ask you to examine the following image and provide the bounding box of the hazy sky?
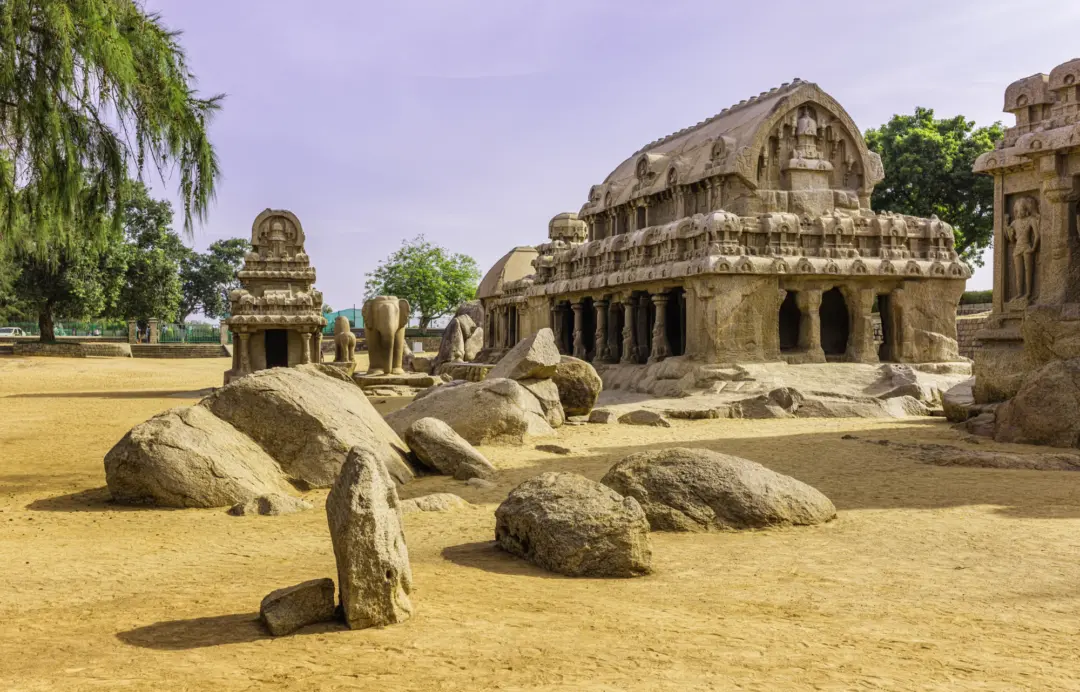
[144,0,1080,309]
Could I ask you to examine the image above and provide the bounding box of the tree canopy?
[364,236,480,330]
[865,107,1003,266]
[178,237,248,322]
[114,181,185,325]
[0,0,223,251]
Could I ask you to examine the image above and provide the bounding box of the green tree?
[364,236,480,330]
[0,0,223,251]
[113,183,186,324]
[11,235,127,342]
[865,108,1003,266]
[178,237,249,322]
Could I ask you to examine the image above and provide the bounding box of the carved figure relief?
[1006,196,1040,300]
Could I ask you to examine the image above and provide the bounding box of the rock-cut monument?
[972,58,1080,403]
[224,209,327,384]
[476,79,970,368]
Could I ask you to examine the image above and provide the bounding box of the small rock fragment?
[617,410,672,427]
[228,493,313,516]
[400,493,470,513]
[260,578,336,636]
[536,444,572,455]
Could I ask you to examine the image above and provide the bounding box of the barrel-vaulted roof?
[477,247,540,300]
[579,79,883,217]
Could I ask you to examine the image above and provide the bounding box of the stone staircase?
[131,344,229,359]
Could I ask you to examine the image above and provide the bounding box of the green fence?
[0,321,127,337]
[159,323,227,344]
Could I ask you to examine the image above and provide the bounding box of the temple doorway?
[508,306,518,346]
[580,297,596,361]
[819,288,849,358]
[265,329,289,368]
[778,291,801,352]
[560,303,574,354]
[665,288,687,356]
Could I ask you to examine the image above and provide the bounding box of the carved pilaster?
[571,301,586,360]
[621,299,637,364]
[300,330,311,364]
[593,299,610,363]
[238,332,251,374]
[648,293,671,363]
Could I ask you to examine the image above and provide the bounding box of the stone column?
[571,301,586,359]
[607,301,621,362]
[127,320,137,344]
[593,298,610,363]
[621,299,637,364]
[796,289,825,362]
[312,331,323,364]
[219,320,229,346]
[648,293,671,363]
[846,287,878,363]
[551,304,565,354]
[300,330,312,364]
[147,318,159,344]
[635,295,651,362]
[500,309,510,348]
[238,332,251,374]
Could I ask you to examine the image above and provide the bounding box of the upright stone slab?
[487,327,561,381]
[326,445,414,629]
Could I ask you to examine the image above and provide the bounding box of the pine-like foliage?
[0,0,222,252]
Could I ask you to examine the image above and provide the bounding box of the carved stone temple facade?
[223,209,327,384]
[478,79,970,367]
[972,58,1080,402]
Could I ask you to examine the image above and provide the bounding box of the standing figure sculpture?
[333,316,356,363]
[1007,196,1040,300]
[362,296,411,375]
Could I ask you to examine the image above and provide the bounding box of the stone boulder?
[494,472,652,578]
[455,300,485,329]
[943,378,976,423]
[519,378,565,428]
[228,493,313,516]
[201,366,414,488]
[488,328,561,381]
[385,377,554,445]
[400,493,470,513]
[104,405,293,508]
[402,417,496,480]
[551,356,603,416]
[601,447,836,531]
[431,303,484,373]
[326,445,414,630]
[464,327,484,362]
[260,578,336,636]
[995,358,1080,448]
[618,410,672,427]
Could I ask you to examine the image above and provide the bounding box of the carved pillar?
[846,287,878,364]
[607,301,621,362]
[551,304,565,354]
[621,299,637,364]
[238,332,251,374]
[500,308,510,348]
[593,298,610,362]
[1039,154,1073,305]
[796,289,824,360]
[300,330,311,364]
[674,187,685,219]
[635,294,651,362]
[571,301,586,359]
[312,331,323,364]
[649,293,671,363]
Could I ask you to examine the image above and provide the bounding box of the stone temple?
[478,79,970,368]
[224,209,327,384]
[972,58,1080,403]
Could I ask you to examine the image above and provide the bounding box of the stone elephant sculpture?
[362,296,411,375]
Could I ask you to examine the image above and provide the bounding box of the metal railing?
[158,323,227,344]
[0,321,127,338]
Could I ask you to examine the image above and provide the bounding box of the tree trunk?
[38,304,56,343]
[419,316,430,332]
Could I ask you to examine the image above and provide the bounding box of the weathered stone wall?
[956,312,990,360]
[13,342,132,358]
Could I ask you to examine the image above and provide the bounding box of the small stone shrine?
[972,58,1080,402]
[479,79,970,367]
[224,209,327,384]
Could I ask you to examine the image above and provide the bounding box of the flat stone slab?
[354,372,442,388]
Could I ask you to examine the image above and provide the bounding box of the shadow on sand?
[6,388,213,400]
[441,541,567,579]
[24,486,154,513]
[117,613,346,650]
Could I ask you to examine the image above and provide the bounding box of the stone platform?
[353,372,443,389]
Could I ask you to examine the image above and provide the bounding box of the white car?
[0,327,26,337]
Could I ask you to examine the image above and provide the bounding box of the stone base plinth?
[326,360,357,377]
[436,362,494,382]
[353,372,442,389]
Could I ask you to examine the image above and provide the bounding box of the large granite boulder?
[494,472,652,578]
[402,417,496,480]
[943,378,976,423]
[104,405,293,508]
[326,445,414,629]
[488,328,561,381]
[519,378,565,428]
[431,302,484,373]
[600,447,836,532]
[385,377,554,445]
[995,358,1080,448]
[551,356,603,416]
[201,366,414,488]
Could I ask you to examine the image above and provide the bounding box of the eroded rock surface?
[326,445,413,630]
[994,358,1080,448]
[400,493,470,513]
[551,356,603,416]
[260,578,336,636]
[601,447,836,531]
[495,472,652,577]
[402,417,495,480]
[488,328,561,381]
[229,493,313,516]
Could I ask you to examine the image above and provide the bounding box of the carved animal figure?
[334,316,356,363]
[362,296,411,375]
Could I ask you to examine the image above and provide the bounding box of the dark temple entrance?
[819,288,850,358]
[876,293,896,362]
[265,329,289,368]
[665,287,686,357]
[778,291,801,352]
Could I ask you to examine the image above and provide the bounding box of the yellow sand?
[2,355,1080,691]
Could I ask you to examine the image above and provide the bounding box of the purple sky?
[145,0,1080,313]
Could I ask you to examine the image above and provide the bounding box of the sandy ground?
[3,356,1080,691]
